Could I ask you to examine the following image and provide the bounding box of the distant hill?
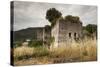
[13,27,44,42]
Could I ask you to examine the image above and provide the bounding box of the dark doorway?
[74,33,76,38]
[69,33,71,38]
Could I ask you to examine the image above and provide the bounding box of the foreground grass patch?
[13,38,97,65]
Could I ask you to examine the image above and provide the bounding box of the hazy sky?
[13,1,97,31]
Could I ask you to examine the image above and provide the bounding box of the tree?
[85,24,97,39]
[46,8,62,26]
[65,15,80,23]
[85,24,97,34]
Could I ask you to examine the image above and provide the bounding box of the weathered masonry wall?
[51,22,59,47]
[52,19,82,48]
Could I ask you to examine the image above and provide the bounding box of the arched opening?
[69,33,71,38]
[74,33,77,38]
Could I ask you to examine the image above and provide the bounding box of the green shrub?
[29,40,43,47]
[13,41,22,48]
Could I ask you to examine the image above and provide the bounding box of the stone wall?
[32,19,82,48]
[51,21,59,47]
[52,19,82,48]
[35,28,44,41]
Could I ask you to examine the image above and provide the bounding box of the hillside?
[13,27,43,42]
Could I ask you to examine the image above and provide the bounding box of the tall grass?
[14,46,49,61]
[14,46,34,60]
[14,38,97,65]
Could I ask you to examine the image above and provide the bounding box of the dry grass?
[13,38,97,66]
[51,38,97,60]
[14,46,34,60]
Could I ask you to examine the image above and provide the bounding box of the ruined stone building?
[15,16,82,48]
[51,18,82,47]
[27,17,83,48]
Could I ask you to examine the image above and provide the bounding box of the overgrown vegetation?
[13,41,23,48]
[14,37,97,66]
[46,8,82,27]
[46,8,62,26]
[83,24,97,38]
[64,15,80,23]
[28,40,43,47]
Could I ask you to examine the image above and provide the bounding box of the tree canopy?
[85,24,97,34]
[46,8,81,27]
[64,15,80,23]
[46,8,62,26]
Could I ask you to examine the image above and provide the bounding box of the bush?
[85,24,97,34]
[13,41,22,48]
[29,40,43,47]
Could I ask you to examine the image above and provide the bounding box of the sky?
[13,1,97,31]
